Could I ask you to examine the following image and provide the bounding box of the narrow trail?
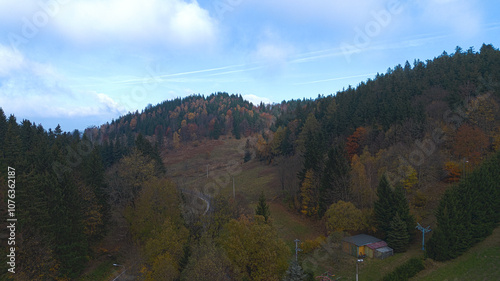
[180,188,211,215]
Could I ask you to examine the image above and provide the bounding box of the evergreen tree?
[393,184,415,243]
[282,260,307,281]
[0,108,8,160]
[387,213,410,253]
[374,175,396,237]
[255,192,271,222]
[427,151,500,261]
[319,144,351,217]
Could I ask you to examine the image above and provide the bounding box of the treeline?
[426,150,500,261]
[0,111,108,279]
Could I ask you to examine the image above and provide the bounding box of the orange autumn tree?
[444,161,461,183]
[453,124,489,165]
[346,127,368,160]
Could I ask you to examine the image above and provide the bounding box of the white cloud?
[416,0,482,37]
[0,45,127,119]
[50,0,218,47]
[243,94,272,105]
[245,0,387,26]
[0,46,25,77]
[249,28,295,79]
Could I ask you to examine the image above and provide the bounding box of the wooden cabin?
[342,234,393,259]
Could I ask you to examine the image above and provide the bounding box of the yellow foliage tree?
[300,169,318,217]
[126,178,183,241]
[173,131,181,149]
[256,134,271,161]
[125,178,188,280]
[325,200,365,233]
[400,165,418,192]
[270,126,286,157]
[219,216,290,281]
[106,149,156,207]
[144,253,179,281]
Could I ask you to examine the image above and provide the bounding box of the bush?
[301,236,326,253]
[382,258,424,281]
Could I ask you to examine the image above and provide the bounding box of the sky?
[1,0,500,132]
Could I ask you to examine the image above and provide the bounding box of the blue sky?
[1,0,499,132]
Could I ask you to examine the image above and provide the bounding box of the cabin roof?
[342,234,382,247]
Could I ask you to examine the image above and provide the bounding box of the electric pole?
[416,223,431,251]
[294,239,302,261]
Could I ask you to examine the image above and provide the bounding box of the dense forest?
[1,44,500,280]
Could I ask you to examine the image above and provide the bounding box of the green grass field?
[413,226,500,281]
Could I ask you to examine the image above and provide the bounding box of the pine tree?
[4,115,22,167]
[282,260,307,281]
[319,144,351,217]
[393,184,415,243]
[387,213,410,253]
[255,192,270,222]
[0,108,8,160]
[374,175,396,237]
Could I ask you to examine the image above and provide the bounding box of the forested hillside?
[1,44,500,280]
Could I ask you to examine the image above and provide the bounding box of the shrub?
[382,258,424,281]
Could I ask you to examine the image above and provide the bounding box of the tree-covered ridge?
[272,44,500,155]
[86,92,275,148]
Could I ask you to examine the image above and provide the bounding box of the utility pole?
[294,239,302,261]
[416,223,431,251]
[356,259,363,281]
[232,176,235,199]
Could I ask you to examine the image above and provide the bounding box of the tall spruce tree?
[255,192,271,222]
[319,144,351,217]
[374,176,414,244]
[387,213,410,253]
[393,184,415,243]
[374,175,396,237]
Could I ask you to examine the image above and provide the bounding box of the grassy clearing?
[413,225,500,281]
[164,137,323,242]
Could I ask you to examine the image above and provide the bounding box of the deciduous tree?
[325,200,365,233]
[218,216,290,281]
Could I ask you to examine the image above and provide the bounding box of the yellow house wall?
[366,247,374,258]
[358,246,365,256]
